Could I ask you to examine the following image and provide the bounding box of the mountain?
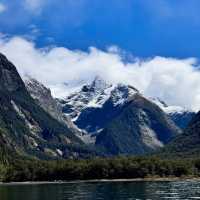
[24,77,84,134]
[162,111,200,157]
[59,76,139,134]
[168,111,195,129]
[0,52,193,159]
[25,77,69,125]
[24,77,94,144]
[23,75,183,156]
[60,77,181,155]
[151,98,195,129]
[0,53,96,159]
[95,94,181,155]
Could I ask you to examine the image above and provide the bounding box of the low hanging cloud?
[0,36,200,111]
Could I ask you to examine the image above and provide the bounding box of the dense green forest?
[1,156,200,182]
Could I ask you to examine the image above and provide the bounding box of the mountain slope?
[162,111,200,157]
[25,77,68,124]
[75,84,139,134]
[151,98,195,129]
[24,77,84,138]
[95,94,181,155]
[168,111,195,129]
[0,53,95,159]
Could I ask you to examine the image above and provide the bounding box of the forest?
[1,156,200,182]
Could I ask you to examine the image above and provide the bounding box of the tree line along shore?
[1,156,200,182]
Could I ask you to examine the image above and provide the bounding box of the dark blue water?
[0,180,200,200]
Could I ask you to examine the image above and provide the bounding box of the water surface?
[0,180,200,199]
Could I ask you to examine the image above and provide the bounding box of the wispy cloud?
[22,24,41,41]
[24,0,45,14]
[141,0,200,25]
[1,36,200,111]
[0,3,6,13]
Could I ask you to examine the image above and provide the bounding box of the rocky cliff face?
[0,53,95,159]
[25,77,65,123]
[24,77,84,139]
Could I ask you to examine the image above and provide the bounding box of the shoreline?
[1,177,200,185]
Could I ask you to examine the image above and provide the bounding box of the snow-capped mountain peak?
[109,84,139,106]
[90,76,111,92]
[60,77,139,121]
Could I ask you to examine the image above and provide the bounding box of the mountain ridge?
[0,53,98,159]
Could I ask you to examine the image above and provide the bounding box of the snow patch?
[149,97,192,114]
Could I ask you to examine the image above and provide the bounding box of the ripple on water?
[0,180,200,200]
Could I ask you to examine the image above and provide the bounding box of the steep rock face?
[25,77,65,123]
[0,53,94,159]
[95,94,181,155]
[24,77,83,138]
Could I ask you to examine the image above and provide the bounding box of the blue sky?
[1,0,200,58]
[1,0,200,110]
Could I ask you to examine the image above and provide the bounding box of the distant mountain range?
[0,52,198,159]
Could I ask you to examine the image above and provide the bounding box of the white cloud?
[0,3,6,13]
[0,36,200,111]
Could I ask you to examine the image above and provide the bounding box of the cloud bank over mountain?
[0,36,200,111]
